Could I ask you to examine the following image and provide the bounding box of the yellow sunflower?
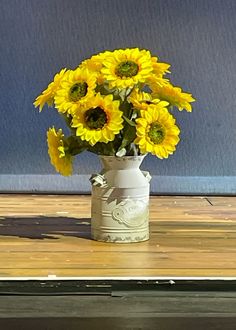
[33,68,67,111]
[144,56,171,89]
[54,68,97,114]
[80,54,104,72]
[151,83,195,112]
[128,88,168,111]
[79,51,111,85]
[47,127,73,176]
[71,93,123,146]
[146,72,169,91]
[101,48,153,89]
[151,56,171,77]
[135,104,180,159]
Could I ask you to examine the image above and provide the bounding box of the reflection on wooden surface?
[0,194,236,277]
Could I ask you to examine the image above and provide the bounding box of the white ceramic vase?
[90,155,151,243]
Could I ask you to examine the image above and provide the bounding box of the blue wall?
[1,0,236,194]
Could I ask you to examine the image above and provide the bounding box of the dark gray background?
[1,0,236,194]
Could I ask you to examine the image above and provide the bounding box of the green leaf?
[119,100,132,116]
[123,115,136,127]
[66,136,88,156]
[125,87,133,97]
[119,89,127,101]
[90,140,117,156]
[118,125,137,151]
[95,83,116,95]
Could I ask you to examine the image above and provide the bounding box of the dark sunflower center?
[148,122,165,144]
[115,60,139,78]
[85,107,107,129]
[69,82,88,102]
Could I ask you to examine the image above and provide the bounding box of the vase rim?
[99,154,147,159]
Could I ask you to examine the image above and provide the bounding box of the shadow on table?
[0,216,92,240]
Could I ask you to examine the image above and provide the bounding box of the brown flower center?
[85,107,108,129]
[115,60,139,78]
[148,122,165,144]
[69,82,88,102]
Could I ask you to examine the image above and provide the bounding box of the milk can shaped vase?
[90,155,151,243]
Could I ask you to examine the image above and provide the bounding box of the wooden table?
[0,194,236,278]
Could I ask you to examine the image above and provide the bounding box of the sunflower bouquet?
[34,48,195,176]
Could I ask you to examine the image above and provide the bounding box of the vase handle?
[89,173,107,187]
[142,171,152,183]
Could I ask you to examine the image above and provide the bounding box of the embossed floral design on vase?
[34,47,195,243]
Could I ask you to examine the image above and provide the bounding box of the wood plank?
[1,268,236,277]
[207,196,236,207]
[0,318,235,330]
[0,252,235,270]
[1,295,236,317]
[1,293,236,329]
[0,236,235,253]
[0,194,236,277]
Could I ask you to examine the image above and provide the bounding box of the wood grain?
[0,194,236,277]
